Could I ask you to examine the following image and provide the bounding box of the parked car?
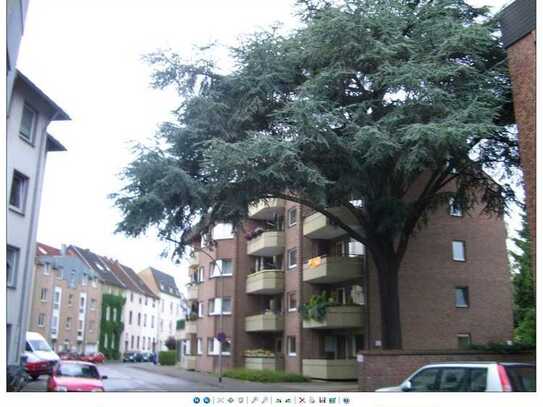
[24,332,60,379]
[375,362,536,392]
[47,361,107,392]
[80,353,105,364]
[140,352,153,362]
[133,352,144,362]
[58,352,80,361]
[122,352,137,363]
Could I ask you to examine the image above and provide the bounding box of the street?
[22,362,358,392]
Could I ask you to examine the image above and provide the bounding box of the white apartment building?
[6,71,70,365]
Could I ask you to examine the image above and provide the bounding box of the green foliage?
[165,336,177,350]
[510,213,535,345]
[223,368,309,383]
[299,292,336,321]
[98,293,126,360]
[468,341,535,354]
[159,351,177,366]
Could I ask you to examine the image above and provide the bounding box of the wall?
[357,349,536,391]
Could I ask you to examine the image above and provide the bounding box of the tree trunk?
[373,255,402,349]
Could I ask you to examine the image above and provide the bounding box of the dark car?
[133,352,144,362]
[122,352,137,363]
[140,352,153,362]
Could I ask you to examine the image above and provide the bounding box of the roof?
[147,267,181,298]
[68,245,125,289]
[46,133,67,152]
[499,0,535,48]
[36,242,61,257]
[102,258,158,299]
[16,70,70,121]
[118,263,159,299]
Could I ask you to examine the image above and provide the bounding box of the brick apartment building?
[181,198,513,380]
[29,243,102,354]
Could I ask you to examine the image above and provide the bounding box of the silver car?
[376,362,535,392]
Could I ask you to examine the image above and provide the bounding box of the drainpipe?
[16,109,60,365]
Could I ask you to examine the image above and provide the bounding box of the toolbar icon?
[193,397,201,404]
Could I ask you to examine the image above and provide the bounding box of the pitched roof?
[68,245,125,289]
[119,263,159,299]
[147,267,181,298]
[101,257,158,299]
[36,242,61,257]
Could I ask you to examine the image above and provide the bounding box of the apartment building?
[138,267,183,351]
[29,243,103,354]
[6,71,70,365]
[182,198,513,380]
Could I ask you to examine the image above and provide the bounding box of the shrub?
[223,368,308,383]
[468,341,535,354]
[165,336,177,350]
[299,292,336,321]
[159,351,177,365]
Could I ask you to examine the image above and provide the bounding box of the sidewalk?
[131,363,359,392]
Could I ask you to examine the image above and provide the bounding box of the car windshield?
[505,366,536,392]
[57,363,100,379]
[29,339,52,352]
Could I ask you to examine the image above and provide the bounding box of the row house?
[182,196,513,380]
[29,243,102,354]
[6,71,70,365]
[138,267,184,351]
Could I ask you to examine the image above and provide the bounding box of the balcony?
[186,284,199,301]
[245,313,284,332]
[246,269,284,295]
[181,355,197,370]
[189,253,199,267]
[245,357,282,371]
[185,320,198,335]
[303,256,363,284]
[246,231,285,257]
[303,305,363,329]
[248,198,285,220]
[302,359,357,380]
[303,208,359,239]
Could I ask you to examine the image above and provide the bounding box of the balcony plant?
[186,312,198,322]
[243,349,275,358]
[299,293,337,322]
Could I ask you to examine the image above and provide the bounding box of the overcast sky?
[17,0,515,293]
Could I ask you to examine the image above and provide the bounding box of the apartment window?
[130,292,134,302]
[170,302,173,312]
[9,170,29,213]
[288,292,297,312]
[197,338,203,355]
[287,248,297,270]
[144,314,147,327]
[198,302,204,318]
[145,297,148,306]
[457,333,471,349]
[131,335,134,349]
[66,294,72,306]
[455,287,469,308]
[143,337,146,349]
[137,336,140,350]
[80,296,85,309]
[78,320,83,330]
[129,311,133,325]
[65,317,72,329]
[19,104,36,143]
[40,288,48,302]
[287,336,296,356]
[207,338,215,355]
[287,207,297,227]
[198,266,205,282]
[105,306,110,321]
[7,245,20,288]
[91,278,97,288]
[89,321,95,333]
[452,241,466,262]
[222,297,232,315]
[137,313,141,326]
[139,296,142,304]
[43,263,50,275]
[90,298,96,310]
[82,274,87,286]
[151,315,155,328]
[449,198,463,217]
[37,313,45,327]
[221,339,231,355]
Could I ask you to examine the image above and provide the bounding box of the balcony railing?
[185,320,198,335]
[186,284,199,300]
[246,231,285,257]
[302,359,357,380]
[245,313,284,332]
[303,256,363,284]
[303,208,359,240]
[302,305,363,329]
[248,198,285,220]
[246,269,284,295]
[181,355,197,370]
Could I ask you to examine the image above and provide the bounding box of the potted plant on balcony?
[186,312,198,322]
[299,293,336,322]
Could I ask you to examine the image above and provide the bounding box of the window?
[287,248,297,270]
[221,339,231,355]
[129,311,133,325]
[91,278,97,288]
[82,274,88,286]
[68,294,73,306]
[211,223,234,240]
[131,335,134,349]
[170,302,173,312]
[7,246,19,288]
[105,306,110,321]
[208,299,215,315]
[90,298,96,310]
[208,298,231,315]
[222,297,232,315]
[89,321,95,333]
[38,313,45,327]
[287,336,296,356]
[455,287,469,308]
[43,263,50,275]
[198,302,204,318]
[287,207,297,227]
[198,266,204,282]
[139,296,142,304]
[410,368,440,391]
[65,317,72,329]
[144,314,147,327]
[452,241,465,262]
[211,260,232,277]
[151,315,155,328]
[40,288,48,302]
[457,333,471,349]
[207,338,215,355]
[130,292,134,302]
[288,292,297,312]
[145,297,148,306]
[80,296,85,309]
[9,171,29,213]
[137,313,141,326]
[197,338,202,355]
[449,198,463,217]
[19,104,36,143]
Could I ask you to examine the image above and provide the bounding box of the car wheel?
[31,375,39,381]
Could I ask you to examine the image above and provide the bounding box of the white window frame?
[65,317,72,329]
[198,302,204,318]
[455,287,470,308]
[7,245,19,288]
[287,336,296,356]
[90,298,96,310]
[43,263,50,276]
[40,287,48,302]
[197,338,203,355]
[9,170,29,214]
[222,297,232,315]
[452,240,466,262]
[287,248,297,270]
[37,313,45,327]
[287,207,297,227]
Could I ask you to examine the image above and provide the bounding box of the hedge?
[159,351,177,366]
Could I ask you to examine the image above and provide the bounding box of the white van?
[24,332,59,378]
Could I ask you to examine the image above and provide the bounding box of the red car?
[80,352,105,364]
[25,359,56,380]
[58,352,80,361]
[47,361,107,392]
